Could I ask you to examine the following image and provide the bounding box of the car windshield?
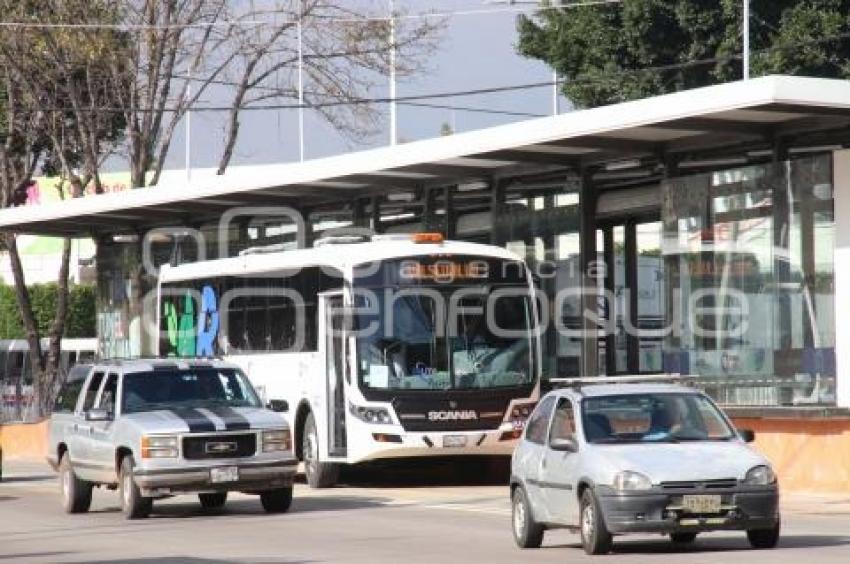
[582,393,736,444]
[122,368,261,413]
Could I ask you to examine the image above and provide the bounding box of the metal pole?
[389,0,397,145]
[185,66,192,182]
[743,0,750,80]
[298,1,305,161]
[552,70,559,115]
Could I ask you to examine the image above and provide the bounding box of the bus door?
[320,292,348,458]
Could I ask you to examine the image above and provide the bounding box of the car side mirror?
[739,429,755,443]
[549,436,578,452]
[267,399,289,413]
[85,408,111,422]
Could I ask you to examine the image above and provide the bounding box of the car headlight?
[262,429,292,452]
[613,471,652,491]
[744,465,777,486]
[349,402,393,424]
[141,435,178,459]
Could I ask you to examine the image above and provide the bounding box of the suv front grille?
[660,479,738,490]
[183,434,256,460]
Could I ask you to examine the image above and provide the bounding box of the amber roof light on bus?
[412,233,443,244]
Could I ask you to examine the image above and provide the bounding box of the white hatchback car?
[510,382,780,555]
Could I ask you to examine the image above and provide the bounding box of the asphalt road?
[2,459,850,564]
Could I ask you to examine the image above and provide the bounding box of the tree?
[0,0,127,417]
[99,0,442,186]
[517,0,850,109]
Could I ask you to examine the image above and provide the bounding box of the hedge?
[0,283,96,339]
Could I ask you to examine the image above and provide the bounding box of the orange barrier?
[732,417,850,494]
[0,420,48,462]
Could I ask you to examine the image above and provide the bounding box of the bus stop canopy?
[2,75,850,237]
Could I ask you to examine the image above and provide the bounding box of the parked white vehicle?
[510,379,780,555]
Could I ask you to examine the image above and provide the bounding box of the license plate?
[682,495,721,514]
[443,435,468,448]
[210,466,239,483]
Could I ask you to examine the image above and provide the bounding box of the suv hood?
[123,406,287,434]
[592,441,768,483]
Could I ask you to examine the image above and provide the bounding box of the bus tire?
[303,412,339,489]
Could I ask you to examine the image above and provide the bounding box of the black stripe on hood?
[206,405,251,431]
[170,407,217,433]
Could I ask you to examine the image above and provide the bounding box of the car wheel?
[260,486,293,513]
[580,488,613,555]
[747,519,780,549]
[198,492,228,510]
[511,486,544,549]
[59,453,92,514]
[670,532,697,544]
[303,413,339,489]
[119,455,152,519]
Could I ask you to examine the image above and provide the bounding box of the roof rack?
[549,374,689,387]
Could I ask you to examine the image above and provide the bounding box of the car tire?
[747,519,781,549]
[260,486,293,513]
[59,453,92,514]
[119,455,152,519]
[670,532,697,544]
[198,492,228,510]
[303,413,339,489]
[511,486,544,549]
[580,488,613,555]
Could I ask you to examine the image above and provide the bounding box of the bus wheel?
[303,412,339,489]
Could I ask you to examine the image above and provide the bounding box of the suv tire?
[119,455,152,519]
[59,453,92,514]
[260,486,293,513]
[303,413,339,489]
[747,519,780,549]
[580,488,613,555]
[511,486,544,548]
[198,492,228,510]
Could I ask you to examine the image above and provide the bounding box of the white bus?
[157,233,541,487]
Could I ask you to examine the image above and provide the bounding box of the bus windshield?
[352,256,535,392]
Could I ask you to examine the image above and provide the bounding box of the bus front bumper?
[349,426,520,462]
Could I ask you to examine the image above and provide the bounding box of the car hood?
[122,406,287,434]
[588,441,768,483]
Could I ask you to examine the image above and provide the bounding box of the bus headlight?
[509,401,536,429]
[141,435,178,459]
[349,403,393,424]
[262,429,291,452]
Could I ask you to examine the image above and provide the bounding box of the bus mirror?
[267,399,289,413]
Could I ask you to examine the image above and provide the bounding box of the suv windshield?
[122,368,261,413]
[582,393,735,444]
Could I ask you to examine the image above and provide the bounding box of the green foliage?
[0,283,96,339]
[517,0,850,108]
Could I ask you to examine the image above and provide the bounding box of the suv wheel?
[198,492,228,510]
[119,455,152,519]
[580,488,612,555]
[511,486,544,548]
[747,519,780,549]
[59,453,92,514]
[260,486,293,513]
[303,413,339,489]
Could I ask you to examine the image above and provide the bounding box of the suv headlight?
[262,429,291,452]
[744,465,777,486]
[141,435,178,459]
[349,402,392,424]
[613,471,652,491]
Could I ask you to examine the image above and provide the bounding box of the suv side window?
[96,373,119,414]
[525,396,556,445]
[550,397,577,443]
[80,372,105,412]
[53,375,87,413]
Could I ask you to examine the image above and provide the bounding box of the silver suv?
[47,359,297,519]
[510,381,780,554]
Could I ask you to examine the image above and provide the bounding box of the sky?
[156,0,564,173]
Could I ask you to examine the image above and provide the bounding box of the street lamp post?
[389,0,398,145]
[743,0,750,80]
[298,0,305,161]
